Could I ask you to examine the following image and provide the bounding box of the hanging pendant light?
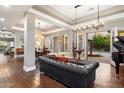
[95,5,104,30]
[73,5,104,31]
[86,5,104,30]
[73,5,82,32]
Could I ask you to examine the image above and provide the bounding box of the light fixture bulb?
[3,27,6,30]
[95,23,98,27]
[73,27,77,31]
[0,18,5,21]
[88,25,91,28]
[4,5,10,8]
[78,26,81,30]
[83,26,86,29]
[101,21,104,25]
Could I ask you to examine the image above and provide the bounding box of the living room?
[0,1,124,92]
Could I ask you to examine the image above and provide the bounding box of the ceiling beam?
[11,26,24,32]
[43,28,66,35]
[29,8,72,29]
[33,5,73,25]
[44,13,124,35]
[76,5,124,24]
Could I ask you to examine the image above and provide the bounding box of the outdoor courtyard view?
[88,31,111,64]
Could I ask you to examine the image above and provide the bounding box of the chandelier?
[73,5,104,32]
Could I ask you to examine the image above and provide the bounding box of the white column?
[15,32,22,48]
[110,27,118,67]
[23,12,36,72]
[42,35,46,48]
[84,32,88,60]
[69,30,74,57]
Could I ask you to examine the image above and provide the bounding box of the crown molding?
[33,5,73,25]
[29,8,71,29]
[75,5,124,24]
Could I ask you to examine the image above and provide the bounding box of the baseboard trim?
[23,65,36,72]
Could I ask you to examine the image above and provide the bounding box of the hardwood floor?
[93,63,124,88]
[0,53,124,88]
[0,54,65,88]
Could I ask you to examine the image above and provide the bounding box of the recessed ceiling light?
[0,18,4,21]
[2,27,6,30]
[4,5,10,8]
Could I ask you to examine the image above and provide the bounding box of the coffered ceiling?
[31,5,124,34]
[35,19,54,30]
[50,5,115,20]
[1,5,124,34]
[0,5,32,32]
[36,5,120,25]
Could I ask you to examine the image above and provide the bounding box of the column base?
[23,65,36,72]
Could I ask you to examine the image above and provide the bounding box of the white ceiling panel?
[0,5,32,31]
[35,19,54,29]
[50,5,116,20]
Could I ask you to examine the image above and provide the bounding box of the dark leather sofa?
[39,56,99,88]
